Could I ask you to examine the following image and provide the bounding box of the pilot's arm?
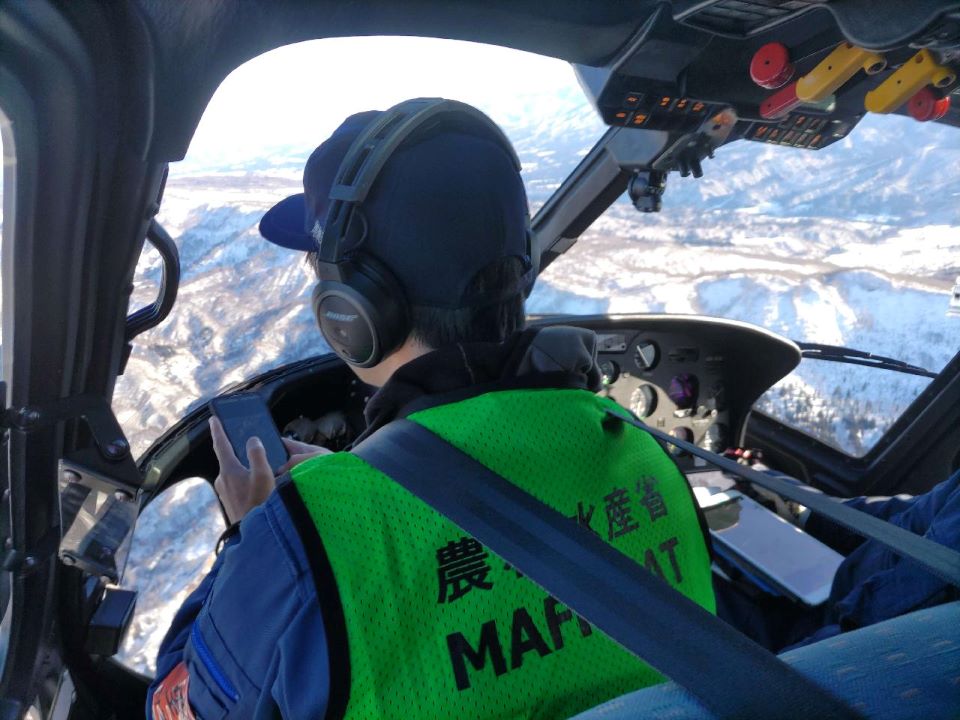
[789,469,960,649]
[148,420,333,719]
[149,490,333,719]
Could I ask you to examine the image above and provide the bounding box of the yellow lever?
[796,43,886,103]
[865,49,956,114]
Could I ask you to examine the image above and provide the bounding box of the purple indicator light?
[668,373,699,409]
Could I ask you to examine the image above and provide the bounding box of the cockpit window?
[0,106,11,676]
[534,113,960,456]
[1,108,8,379]
[113,37,959,460]
[113,37,604,456]
[172,38,604,208]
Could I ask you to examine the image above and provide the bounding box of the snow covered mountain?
[115,110,960,458]
[112,109,959,675]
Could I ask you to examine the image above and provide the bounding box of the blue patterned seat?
[572,601,960,719]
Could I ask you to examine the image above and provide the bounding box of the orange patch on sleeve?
[152,662,197,720]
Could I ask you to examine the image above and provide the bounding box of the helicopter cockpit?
[1,2,959,719]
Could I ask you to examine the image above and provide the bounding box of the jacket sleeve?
[825,470,960,626]
[805,470,960,555]
[148,543,232,709]
[147,486,332,719]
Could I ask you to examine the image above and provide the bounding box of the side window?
[116,478,225,676]
[0,107,12,678]
[745,270,957,456]
[753,365,933,457]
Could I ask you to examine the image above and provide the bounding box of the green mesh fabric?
[292,388,714,720]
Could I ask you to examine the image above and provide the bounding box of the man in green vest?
[150,99,714,720]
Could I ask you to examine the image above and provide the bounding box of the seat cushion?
[571,601,960,719]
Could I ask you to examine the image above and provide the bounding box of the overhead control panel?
[606,91,715,132]
[575,1,960,168]
[534,0,960,269]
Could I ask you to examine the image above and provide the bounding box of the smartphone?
[209,393,289,474]
[701,492,844,606]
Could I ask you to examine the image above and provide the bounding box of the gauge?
[702,423,729,453]
[599,360,620,386]
[631,384,658,418]
[669,426,694,456]
[667,373,699,409]
[634,340,659,371]
[706,383,726,412]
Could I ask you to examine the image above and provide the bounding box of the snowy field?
[535,204,958,456]
[109,112,959,675]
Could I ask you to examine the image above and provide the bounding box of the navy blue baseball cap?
[259,106,533,308]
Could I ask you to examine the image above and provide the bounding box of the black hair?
[306,252,526,348]
[409,256,527,348]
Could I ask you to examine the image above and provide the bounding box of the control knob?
[668,373,699,410]
[669,426,694,456]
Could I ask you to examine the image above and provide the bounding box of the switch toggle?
[865,49,956,114]
[796,42,886,103]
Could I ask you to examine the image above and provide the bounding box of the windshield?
[534,114,960,455]
[114,37,960,459]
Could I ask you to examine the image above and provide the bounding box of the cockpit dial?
[631,384,658,418]
[634,341,659,371]
[599,359,620,386]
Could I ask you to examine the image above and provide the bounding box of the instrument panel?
[597,330,731,465]
[532,314,802,472]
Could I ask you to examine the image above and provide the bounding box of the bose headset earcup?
[312,255,409,368]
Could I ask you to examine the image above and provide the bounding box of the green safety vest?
[291,388,715,720]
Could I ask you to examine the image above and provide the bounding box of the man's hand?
[278,437,331,475]
[209,417,333,525]
[209,416,279,525]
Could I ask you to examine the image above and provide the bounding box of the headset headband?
[316,98,523,274]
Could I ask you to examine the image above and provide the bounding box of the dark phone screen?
[209,393,289,474]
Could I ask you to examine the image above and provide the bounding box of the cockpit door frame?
[0,2,163,716]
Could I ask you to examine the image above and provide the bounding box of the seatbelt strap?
[608,409,960,589]
[353,419,862,720]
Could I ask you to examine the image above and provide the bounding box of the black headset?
[311,98,536,368]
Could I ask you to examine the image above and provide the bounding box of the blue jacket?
[148,484,332,719]
[793,469,960,647]
[149,327,606,719]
